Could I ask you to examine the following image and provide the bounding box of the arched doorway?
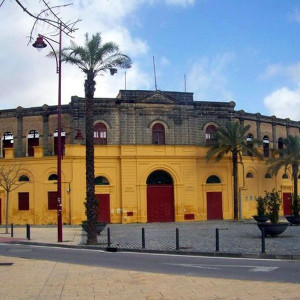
[95,176,110,223]
[206,175,223,220]
[146,170,174,222]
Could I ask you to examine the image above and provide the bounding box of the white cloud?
[262,61,300,120]
[187,53,235,101]
[263,87,300,120]
[164,0,195,7]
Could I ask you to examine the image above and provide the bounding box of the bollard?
[26,224,31,240]
[11,223,13,237]
[261,228,265,254]
[176,228,179,250]
[216,228,219,252]
[107,227,111,247]
[142,228,145,249]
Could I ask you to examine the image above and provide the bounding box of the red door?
[207,192,223,220]
[147,185,174,222]
[96,194,110,223]
[283,193,292,215]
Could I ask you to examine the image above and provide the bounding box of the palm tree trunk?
[292,163,298,198]
[232,149,239,220]
[85,72,98,244]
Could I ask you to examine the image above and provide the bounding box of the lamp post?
[33,22,63,242]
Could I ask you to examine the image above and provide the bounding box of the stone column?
[16,106,24,157]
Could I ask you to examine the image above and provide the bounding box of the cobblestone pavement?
[1,219,300,256]
[96,219,300,256]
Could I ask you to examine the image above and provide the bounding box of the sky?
[1,0,300,120]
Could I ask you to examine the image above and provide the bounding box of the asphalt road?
[0,243,299,283]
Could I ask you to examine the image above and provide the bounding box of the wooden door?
[96,194,110,223]
[207,192,223,220]
[147,185,174,222]
[283,193,292,215]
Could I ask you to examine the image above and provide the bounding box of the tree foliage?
[206,121,263,220]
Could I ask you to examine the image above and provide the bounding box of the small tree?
[264,190,281,224]
[0,165,24,233]
[256,196,267,217]
[290,193,300,217]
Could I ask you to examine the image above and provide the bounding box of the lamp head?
[33,36,47,51]
[109,68,117,76]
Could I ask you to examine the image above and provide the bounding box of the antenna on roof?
[184,74,186,92]
[153,56,157,91]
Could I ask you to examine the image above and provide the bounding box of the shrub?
[291,193,300,217]
[256,196,267,216]
[264,190,281,224]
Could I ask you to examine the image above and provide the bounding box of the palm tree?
[206,121,262,220]
[60,33,131,244]
[267,135,300,198]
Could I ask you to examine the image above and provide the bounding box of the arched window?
[246,172,254,178]
[28,130,39,157]
[152,123,165,145]
[206,175,221,184]
[278,137,284,157]
[19,175,29,182]
[265,173,272,179]
[282,173,289,179]
[246,133,254,156]
[205,125,217,144]
[54,129,66,155]
[263,136,269,158]
[2,132,13,157]
[94,122,107,145]
[147,170,173,185]
[48,174,58,181]
[94,176,109,185]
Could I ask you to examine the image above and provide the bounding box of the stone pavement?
[1,219,300,256]
[0,255,300,300]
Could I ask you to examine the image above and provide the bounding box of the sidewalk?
[1,220,300,258]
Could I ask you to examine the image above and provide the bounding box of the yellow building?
[0,90,299,224]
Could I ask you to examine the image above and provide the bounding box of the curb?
[8,241,300,260]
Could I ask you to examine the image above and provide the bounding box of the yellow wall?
[0,144,295,225]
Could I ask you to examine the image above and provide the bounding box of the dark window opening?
[48,174,58,181]
[19,175,29,182]
[206,175,221,184]
[147,170,173,185]
[48,191,57,210]
[263,136,269,158]
[95,176,109,185]
[282,173,289,179]
[94,123,107,145]
[18,192,29,210]
[28,130,39,157]
[54,129,66,156]
[2,132,13,157]
[265,173,272,179]
[246,172,254,178]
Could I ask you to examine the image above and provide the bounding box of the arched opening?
[265,173,272,179]
[146,170,174,222]
[19,175,30,182]
[278,137,284,157]
[282,173,289,179]
[246,133,253,156]
[95,176,109,185]
[94,122,107,145]
[152,123,165,145]
[28,130,39,157]
[54,129,66,156]
[246,172,254,178]
[48,174,58,181]
[95,175,110,223]
[205,125,217,144]
[2,132,13,157]
[206,175,221,184]
[263,136,269,158]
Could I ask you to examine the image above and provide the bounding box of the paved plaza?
[1,219,300,257]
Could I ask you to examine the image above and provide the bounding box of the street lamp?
[33,22,63,242]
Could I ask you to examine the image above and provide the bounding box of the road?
[0,243,299,283]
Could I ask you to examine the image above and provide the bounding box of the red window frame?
[152,123,165,145]
[94,123,107,145]
[48,191,57,210]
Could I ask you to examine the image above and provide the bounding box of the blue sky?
[1,0,300,120]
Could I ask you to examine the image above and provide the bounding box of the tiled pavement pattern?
[1,219,300,256]
[0,255,300,300]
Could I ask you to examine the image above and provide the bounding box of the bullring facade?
[0,89,299,224]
